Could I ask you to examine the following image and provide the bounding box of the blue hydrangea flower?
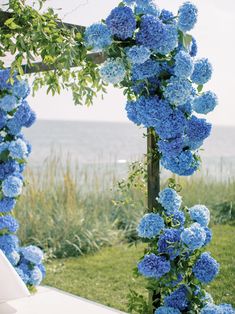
[136,15,178,54]
[219,304,235,314]
[132,59,161,80]
[135,2,160,16]
[24,109,36,127]
[185,115,212,146]
[158,137,184,157]
[2,175,23,197]
[178,98,193,116]
[193,252,219,284]
[84,23,112,52]
[0,197,16,213]
[193,91,218,114]
[7,100,36,135]
[0,234,19,253]
[0,142,9,154]
[160,10,175,24]
[5,250,20,266]
[125,100,141,125]
[158,228,181,260]
[191,58,212,85]
[15,267,30,284]
[38,263,46,279]
[201,304,222,314]
[0,160,21,181]
[178,2,198,32]
[12,79,30,99]
[174,51,194,78]
[0,69,13,90]
[21,245,44,265]
[203,227,212,246]
[137,213,165,239]
[0,94,20,112]
[157,24,178,55]
[155,306,181,314]
[164,285,190,311]
[189,36,198,57]
[155,109,187,140]
[0,215,19,233]
[106,6,136,40]
[138,253,171,279]
[158,188,182,215]
[131,76,160,96]
[171,210,186,227]
[123,0,135,5]
[126,45,151,64]
[126,96,173,128]
[0,109,7,129]
[181,222,206,250]
[9,138,28,160]
[29,266,43,286]
[189,205,210,226]
[100,58,126,84]
[163,76,193,105]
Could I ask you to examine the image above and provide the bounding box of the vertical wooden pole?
[147,127,161,313]
[147,128,160,212]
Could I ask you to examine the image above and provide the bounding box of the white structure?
[0,250,30,303]
[0,250,126,314]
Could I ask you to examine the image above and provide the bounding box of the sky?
[3,0,235,125]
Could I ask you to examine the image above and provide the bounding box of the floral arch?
[0,1,234,314]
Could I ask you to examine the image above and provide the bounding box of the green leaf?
[183,34,193,49]
[197,85,203,92]
[4,18,20,30]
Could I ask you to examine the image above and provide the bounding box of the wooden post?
[147,128,160,212]
[147,127,161,313]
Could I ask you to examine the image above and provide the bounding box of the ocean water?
[23,120,235,179]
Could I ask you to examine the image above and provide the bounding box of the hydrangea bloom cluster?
[91,1,218,177]
[137,213,164,239]
[88,1,233,312]
[138,253,171,279]
[157,188,182,215]
[177,2,198,32]
[99,58,126,84]
[0,70,45,289]
[84,23,112,52]
[189,204,210,227]
[136,187,233,312]
[193,252,220,284]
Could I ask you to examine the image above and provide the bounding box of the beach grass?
[43,224,235,312]
[15,155,235,257]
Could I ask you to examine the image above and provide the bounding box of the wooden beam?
[0,10,85,32]
[0,10,106,72]
[20,53,106,74]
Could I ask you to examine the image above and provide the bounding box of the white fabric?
[0,250,30,303]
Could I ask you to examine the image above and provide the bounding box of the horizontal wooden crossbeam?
[0,10,105,73]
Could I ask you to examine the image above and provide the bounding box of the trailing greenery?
[14,156,235,258]
[0,0,106,105]
[43,225,235,312]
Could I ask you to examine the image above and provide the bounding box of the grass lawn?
[44,225,235,312]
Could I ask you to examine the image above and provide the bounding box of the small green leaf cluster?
[0,0,106,105]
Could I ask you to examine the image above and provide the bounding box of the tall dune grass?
[15,155,235,258]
